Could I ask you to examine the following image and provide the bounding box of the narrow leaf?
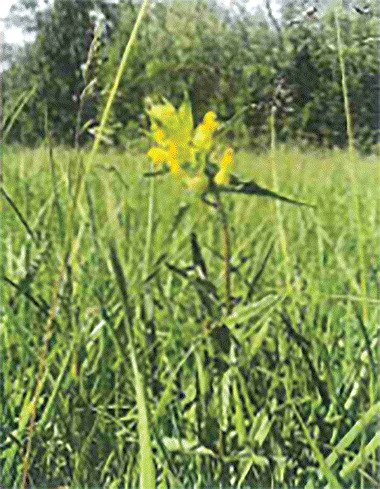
[110,243,156,489]
[191,232,208,278]
[340,432,380,478]
[327,402,380,468]
[246,242,274,301]
[233,378,247,446]
[219,177,314,208]
[292,404,341,489]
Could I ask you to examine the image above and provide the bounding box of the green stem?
[20,4,150,485]
[270,107,291,291]
[110,244,156,489]
[335,12,354,154]
[143,165,155,280]
[335,10,368,324]
[90,0,149,160]
[215,192,232,314]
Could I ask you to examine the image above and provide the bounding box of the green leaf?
[167,204,191,241]
[219,177,315,208]
[162,437,197,452]
[154,343,197,422]
[292,404,341,489]
[237,453,269,488]
[144,167,170,177]
[233,378,247,445]
[253,413,273,447]
[225,294,281,328]
[246,241,274,301]
[39,346,74,427]
[340,432,380,478]
[250,320,270,358]
[327,402,380,468]
[110,243,156,489]
[191,232,208,278]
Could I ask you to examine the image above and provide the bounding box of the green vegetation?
[1,0,379,487]
[1,146,378,487]
[4,0,379,150]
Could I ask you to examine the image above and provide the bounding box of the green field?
[1,146,379,487]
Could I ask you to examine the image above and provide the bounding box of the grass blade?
[292,403,341,489]
[110,243,156,489]
[339,433,380,479]
[326,402,380,468]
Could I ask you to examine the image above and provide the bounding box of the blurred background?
[2,0,379,151]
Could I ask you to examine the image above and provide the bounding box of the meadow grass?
[0,145,379,488]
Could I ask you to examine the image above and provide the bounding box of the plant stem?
[110,243,156,489]
[215,192,232,314]
[20,3,150,485]
[335,10,368,324]
[270,107,291,291]
[143,165,155,280]
[335,12,354,154]
[90,0,149,160]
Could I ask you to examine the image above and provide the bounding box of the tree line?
[3,0,379,151]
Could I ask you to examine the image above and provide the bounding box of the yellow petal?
[168,142,178,160]
[203,111,219,132]
[168,158,187,178]
[215,148,234,185]
[153,127,166,145]
[193,111,219,151]
[214,170,229,186]
[166,143,185,177]
[219,147,234,172]
[147,147,168,166]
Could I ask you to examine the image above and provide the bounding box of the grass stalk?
[292,403,341,489]
[335,10,369,324]
[69,0,149,261]
[19,3,150,485]
[21,270,64,489]
[143,166,155,280]
[110,243,156,489]
[215,192,232,314]
[2,86,37,143]
[326,402,380,468]
[269,107,291,291]
[90,0,149,160]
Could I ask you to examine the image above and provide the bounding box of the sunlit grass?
[1,145,378,487]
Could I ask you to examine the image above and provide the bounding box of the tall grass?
[269,107,291,291]
[1,145,378,487]
[14,1,151,486]
[334,10,376,425]
[335,9,369,324]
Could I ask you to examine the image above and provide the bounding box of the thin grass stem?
[335,10,369,323]
[215,192,232,314]
[269,107,291,291]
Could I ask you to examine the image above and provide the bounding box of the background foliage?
[3,0,379,150]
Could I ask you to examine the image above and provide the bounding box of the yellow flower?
[147,147,169,166]
[203,111,219,133]
[152,124,166,145]
[146,99,225,188]
[147,99,195,169]
[214,147,234,186]
[167,143,185,177]
[193,111,220,151]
